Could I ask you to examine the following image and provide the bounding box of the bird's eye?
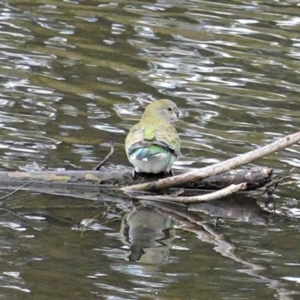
[167,107,172,111]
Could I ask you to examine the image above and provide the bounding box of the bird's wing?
[125,123,149,152]
[126,122,180,157]
[154,123,181,157]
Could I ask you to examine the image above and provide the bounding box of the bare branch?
[136,183,247,204]
[122,131,300,192]
[0,181,32,201]
[93,141,114,171]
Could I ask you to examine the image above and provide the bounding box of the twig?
[0,181,32,201]
[122,131,300,192]
[136,183,247,204]
[170,188,185,197]
[263,176,294,197]
[0,207,28,219]
[93,141,114,170]
[0,181,33,220]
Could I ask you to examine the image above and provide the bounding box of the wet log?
[0,167,272,192]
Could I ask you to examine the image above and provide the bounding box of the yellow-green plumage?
[125,99,181,174]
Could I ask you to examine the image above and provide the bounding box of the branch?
[135,183,247,204]
[121,130,300,192]
[93,141,114,170]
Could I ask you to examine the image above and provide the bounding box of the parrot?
[125,99,181,175]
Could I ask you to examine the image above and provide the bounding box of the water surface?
[1,0,300,299]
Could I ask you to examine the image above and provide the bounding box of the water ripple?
[0,1,300,299]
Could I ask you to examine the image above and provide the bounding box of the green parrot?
[125,99,181,174]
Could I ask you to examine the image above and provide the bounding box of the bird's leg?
[131,169,136,178]
[165,169,174,176]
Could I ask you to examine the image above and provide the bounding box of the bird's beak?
[176,109,183,119]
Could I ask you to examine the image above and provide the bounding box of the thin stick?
[136,183,247,204]
[0,181,32,201]
[0,181,33,220]
[93,141,114,171]
[122,131,300,192]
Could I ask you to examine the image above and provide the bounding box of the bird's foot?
[131,169,138,178]
[165,169,174,176]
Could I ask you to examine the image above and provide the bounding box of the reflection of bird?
[125,99,181,174]
[120,205,175,263]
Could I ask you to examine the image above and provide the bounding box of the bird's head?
[143,99,181,123]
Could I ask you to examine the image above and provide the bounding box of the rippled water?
[1,0,300,299]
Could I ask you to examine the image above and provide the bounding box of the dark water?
[1,0,300,299]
